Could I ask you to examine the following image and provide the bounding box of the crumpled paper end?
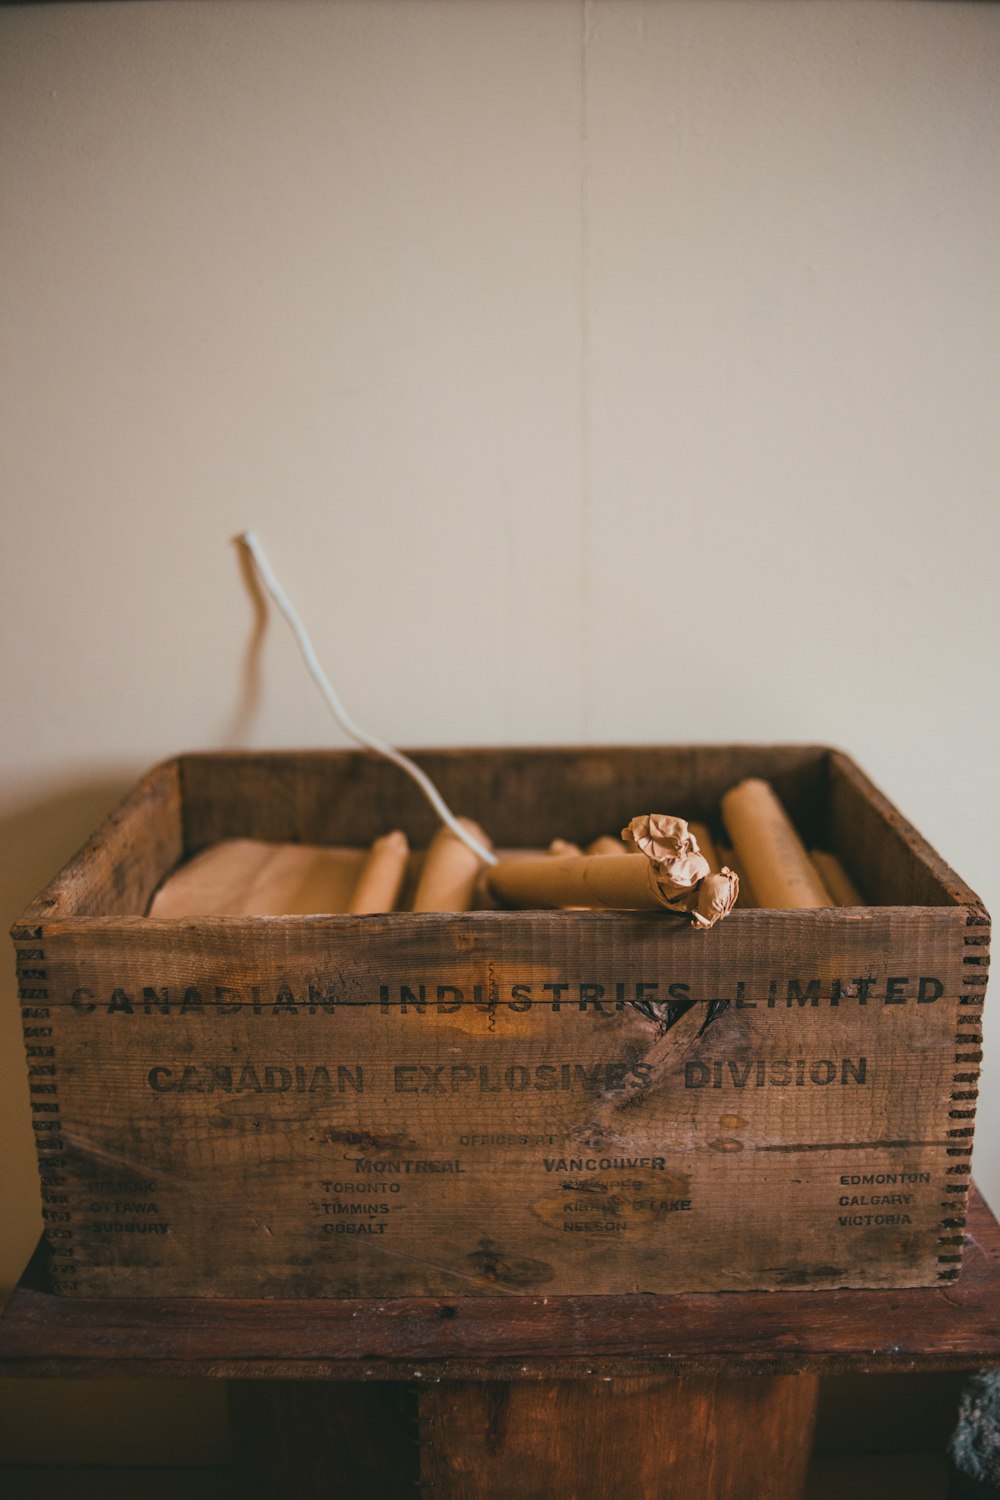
[622,813,698,862]
[689,867,740,928]
[622,815,737,929]
[622,814,710,895]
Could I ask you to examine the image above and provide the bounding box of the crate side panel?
[16,760,184,922]
[178,746,831,854]
[32,908,974,1297]
[828,754,983,909]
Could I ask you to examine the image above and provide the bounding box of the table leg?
[229,1372,818,1499]
[419,1374,819,1500]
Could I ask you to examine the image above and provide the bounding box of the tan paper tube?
[491,815,737,927]
[149,839,359,917]
[487,852,682,912]
[586,835,628,857]
[811,849,863,906]
[411,819,492,913]
[347,830,410,914]
[549,839,585,907]
[721,779,833,908]
[719,845,757,908]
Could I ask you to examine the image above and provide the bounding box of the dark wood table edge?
[2,1189,998,1382]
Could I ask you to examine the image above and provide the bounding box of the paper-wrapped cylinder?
[811,849,863,906]
[411,819,491,913]
[487,851,682,912]
[347,830,409,914]
[586,835,628,857]
[721,779,833,909]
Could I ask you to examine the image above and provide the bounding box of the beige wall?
[1,0,998,1462]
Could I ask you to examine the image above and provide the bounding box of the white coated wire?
[238,531,498,867]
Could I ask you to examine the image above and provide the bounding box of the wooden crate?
[12,746,989,1298]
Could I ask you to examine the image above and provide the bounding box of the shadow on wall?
[221,534,268,748]
[0,771,142,1303]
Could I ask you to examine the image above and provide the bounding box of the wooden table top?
[2,1188,998,1381]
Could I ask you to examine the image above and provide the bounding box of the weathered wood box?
[13,746,989,1298]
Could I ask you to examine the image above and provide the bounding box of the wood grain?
[419,1374,818,1500]
[1,1189,998,1381]
[172,745,833,860]
[11,746,989,1300]
[20,905,976,1297]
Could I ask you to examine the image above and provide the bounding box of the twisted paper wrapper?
[622,814,739,929]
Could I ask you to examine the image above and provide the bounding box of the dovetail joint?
[17,938,78,1294]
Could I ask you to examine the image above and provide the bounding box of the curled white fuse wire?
[238,531,498,867]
